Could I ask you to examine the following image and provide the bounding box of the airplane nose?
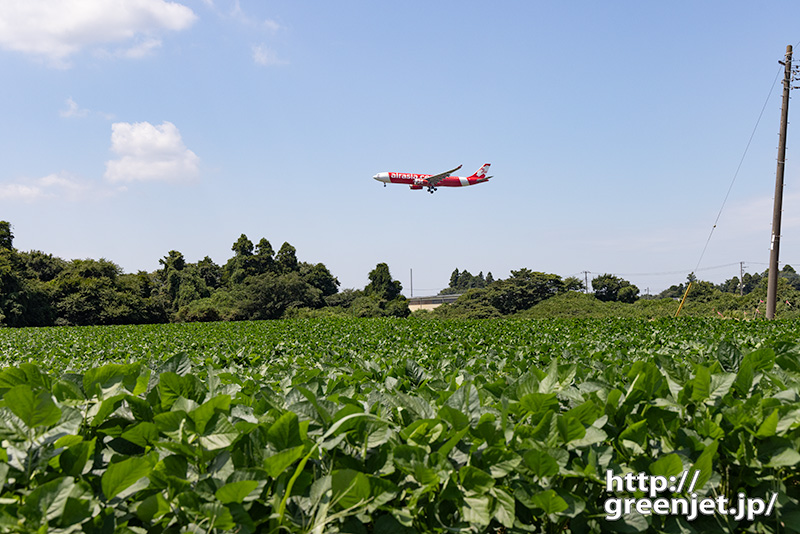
[373,174,380,181]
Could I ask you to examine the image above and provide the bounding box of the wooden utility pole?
[767,45,794,319]
[740,261,745,297]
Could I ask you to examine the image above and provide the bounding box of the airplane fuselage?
[372,164,491,192]
[372,172,486,188]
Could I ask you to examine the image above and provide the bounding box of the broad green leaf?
[83,363,143,397]
[492,487,515,528]
[5,384,61,429]
[263,445,305,478]
[190,394,231,435]
[136,492,171,522]
[462,494,492,527]
[538,359,560,393]
[59,438,96,477]
[215,480,259,504]
[532,489,568,515]
[21,476,75,525]
[565,400,601,425]
[331,469,371,510]
[156,352,193,377]
[649,453,683,479]
[200,502,236,530]
[766,446,800,467]
[619,419,647,454]
[556,415,585,444]
[459,465,495,494]
[480,447,521,478]
[121,422,160,448]
[197,413,238,450]
[89,393,125,427]
[267,411,303,451]
[520,393,558,416]
[0,363,49,390]
[688,441,718,493]
[691,366,711,403]
[524,449,559,479]
[102,454,155,500]
[445,383,481,423]
[708,373,736,403]
[756,409,779,438]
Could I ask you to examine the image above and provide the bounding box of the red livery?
[373,164,492,194]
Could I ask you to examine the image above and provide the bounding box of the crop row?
[0,318,798,532]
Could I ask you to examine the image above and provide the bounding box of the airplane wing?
[426,165,462,187]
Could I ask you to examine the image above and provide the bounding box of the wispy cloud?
[59,98,115,120]
[60,98,89,119]
[230,0,282,31]
[0,0,196,67]
[104,121,200,183]
[0,172,93,202]
[252,44,287,67]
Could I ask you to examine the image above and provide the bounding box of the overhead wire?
[691,65,784,275]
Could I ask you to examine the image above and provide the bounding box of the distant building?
[408,294,462,312]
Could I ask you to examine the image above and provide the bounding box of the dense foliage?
[0,222,413,326]
[0,317,798,533]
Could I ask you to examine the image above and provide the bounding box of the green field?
[0,317,798,533]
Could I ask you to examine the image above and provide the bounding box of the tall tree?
[0,221,12,250]
[592,274,639,303]
[275,242,299,274]
[254,238,275,274]
[365,263,402,301]
[231,234,254,257]
[487,269,565,314]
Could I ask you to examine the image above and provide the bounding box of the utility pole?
[583,271,590,293]
[410,268,413,298]
[767,45,794,319]
[740,261,745,297]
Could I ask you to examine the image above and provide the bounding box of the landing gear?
[383,183,386,187]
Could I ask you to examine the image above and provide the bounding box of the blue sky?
[2,1,800,296]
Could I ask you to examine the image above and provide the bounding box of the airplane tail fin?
[470,163,491,180]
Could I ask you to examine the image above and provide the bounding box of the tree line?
[0,222,409,326]
[4,218,797,326]
[431,266,800,318]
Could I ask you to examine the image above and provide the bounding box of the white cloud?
[252,44,286,66]
[119,37,162,59]
[104,121,199,183]
[0,0,196,67]
[0,172,89,201]
[60,97,89,118]
[231,0,281,31]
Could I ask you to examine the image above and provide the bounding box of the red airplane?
[373,163,492,194]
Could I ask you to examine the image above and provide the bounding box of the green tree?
[275,242,299,274]
[432,288,501,319]
[592,274,639,303]
[19,250,66,282]
[487,269,566,314]
[225,235,256,284]
[302,262,339,297]
[254,238,275,274]
[0,221,12,250]
[365,263,402,300]
[231,234,254,257]
[441,268,489,295]
[196,256,222,289]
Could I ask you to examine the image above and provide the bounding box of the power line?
[692,64,784,275]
